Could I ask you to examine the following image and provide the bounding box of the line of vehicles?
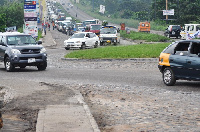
[47,1,120,50]
[164,24,200,39]
[53,18,120,50]
[53,17,120,50]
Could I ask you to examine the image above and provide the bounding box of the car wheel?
[163,67,176,86]
[81,43,86,49]
[65,47,70,50]
[37,62,47,71]
[94,41,98,48]
[100,42,104,46]
[4,57,15,72]
[167,34,170,38]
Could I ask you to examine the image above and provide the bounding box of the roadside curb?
[73,89,100,132]
[61,58,158,62]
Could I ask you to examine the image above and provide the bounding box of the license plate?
[28,58,36,63]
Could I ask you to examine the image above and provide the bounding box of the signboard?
[24,1,36,5]
[121,23,125,30]
[24,0,39,38]
[24,12,37,17]
[99,5,105,14]
[24,17,37,21]
[24,25,38,38]
[163,9,174,16]
[24,5,36,9]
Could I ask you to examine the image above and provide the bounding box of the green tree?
[0,2,24,31]
[151,0,200,25]
[0,13,6,32]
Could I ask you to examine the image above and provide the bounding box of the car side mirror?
[198,53,200,57]
[37,41,42,44]
[0,42,6,46]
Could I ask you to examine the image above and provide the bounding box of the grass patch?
[64,43,170,59]
[120,30,170,42]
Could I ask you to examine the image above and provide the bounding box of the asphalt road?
[1,25,200,131]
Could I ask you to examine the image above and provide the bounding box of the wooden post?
[166,0,168,20]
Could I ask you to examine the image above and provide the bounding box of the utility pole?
[154,0,156,20]
[92,0,94,12]
[166,0,168,23]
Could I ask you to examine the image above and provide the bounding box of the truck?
[85,24,102,36]
[138,22,150,33]
[180,24,200,39]
[82,19,100,27]
[99,26,120,45]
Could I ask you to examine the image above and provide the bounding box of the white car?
[64,32,99,50]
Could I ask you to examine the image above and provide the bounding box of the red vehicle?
[85,24,102,36]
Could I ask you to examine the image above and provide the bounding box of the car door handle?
[170,59,173,62]
[187,61,191,64]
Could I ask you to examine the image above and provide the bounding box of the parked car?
[64,32,99,50]
[164,25,182,38]
[158,40,200,86]
[0,32,47,71]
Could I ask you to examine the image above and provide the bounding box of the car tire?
[167,34,170,38]
[4,57,15,72]
[100,42,104,46]
[81,43,86,49]
[94,41,98,48]
[163,67,176,86]
[37,62,47,71]
[65,47,70,50]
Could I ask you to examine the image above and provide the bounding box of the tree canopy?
[0,0,24,32]
[80,0,200,25]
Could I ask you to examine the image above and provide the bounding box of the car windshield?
[71,33,85,38]
[100,28,117,34]
[7,35,37,45]
[84,21,96,25]
[172,26,181,30]
[90,25,101,30]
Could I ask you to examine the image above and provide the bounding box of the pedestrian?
[48,23,50,31]
[43,25,46,35]
[52,21,55,30]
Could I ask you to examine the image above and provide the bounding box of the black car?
[164,25,182,38]
[158,40,200,86]
[0,32,47,72]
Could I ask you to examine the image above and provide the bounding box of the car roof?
[74,32,93,34]
[90,24,101,26]
[175,40,200,43]
[0,32,25,36]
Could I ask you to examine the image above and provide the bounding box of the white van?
[180,24,200,39]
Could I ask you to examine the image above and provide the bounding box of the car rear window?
[172,26,181,30]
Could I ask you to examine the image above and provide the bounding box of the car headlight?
[40,47,46,53]
[11,49,21,54]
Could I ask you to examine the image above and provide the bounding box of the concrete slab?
[36,105,96,132]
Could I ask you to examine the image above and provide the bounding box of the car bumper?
[100,38,118,43]
[158,65,164,73]
[10,53,47,66]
